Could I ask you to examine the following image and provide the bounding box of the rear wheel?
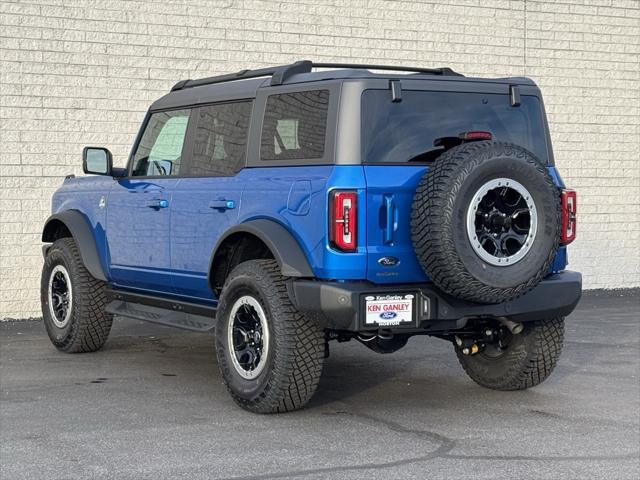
[215,260,325,413]
[455,317,565,390]
[41,237,113,352]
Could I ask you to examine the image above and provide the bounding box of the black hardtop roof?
[150,60,536,111]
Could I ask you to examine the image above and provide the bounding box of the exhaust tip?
[499,317,524,335]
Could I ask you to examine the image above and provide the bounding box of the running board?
[105,289,217,332]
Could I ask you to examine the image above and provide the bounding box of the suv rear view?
[41,61,581,413]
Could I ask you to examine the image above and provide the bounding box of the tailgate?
[363,165,430,284]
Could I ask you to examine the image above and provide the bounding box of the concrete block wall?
[1,0,638,318]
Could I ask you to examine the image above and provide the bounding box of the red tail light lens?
[329,190,357,252]
[560,189,577,244]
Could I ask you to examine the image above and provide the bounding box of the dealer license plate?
[364,294,415,327]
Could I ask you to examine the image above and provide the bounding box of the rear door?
[363,165,430,284]
[170,100,253,301]
[361,87,551,284]
[106,108,191,294]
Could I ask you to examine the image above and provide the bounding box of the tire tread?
[411,141,560,304]
[41,237,112,353]
[456,317,565,390]
[217,259,324,413]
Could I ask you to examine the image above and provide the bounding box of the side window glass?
[275,119,299,151]
[190,101,252,177]
[261,90,329,161]
[131,109,190,177]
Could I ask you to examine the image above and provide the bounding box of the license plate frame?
[361,292,418,329]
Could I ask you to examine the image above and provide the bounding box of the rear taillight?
[329,190,357,252]
[560,189,577,244]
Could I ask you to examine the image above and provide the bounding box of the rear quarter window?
[260,90,330,161]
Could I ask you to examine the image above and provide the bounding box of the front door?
[106,108,192,294]
[170,100,253,301]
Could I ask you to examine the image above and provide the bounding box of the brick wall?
[1,0,638,319]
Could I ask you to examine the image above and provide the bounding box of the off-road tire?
[411,141,560,304]
[41,237,113,352]
[456,317,564,390]
[215,259,325,413]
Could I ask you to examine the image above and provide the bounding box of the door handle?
[146,199,169,209]
[209,200,236,211]
[383,195,396,245]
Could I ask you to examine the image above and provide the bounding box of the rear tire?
[456,317,564,390]
[41,237,113,353]
[215,259,325,413]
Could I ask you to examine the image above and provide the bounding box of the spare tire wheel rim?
[228,295,270,380]
[466,178,538,266]
[48,264,73,328]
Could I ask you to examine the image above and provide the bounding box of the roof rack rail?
[313,62,462,77]
[170,60,463,92]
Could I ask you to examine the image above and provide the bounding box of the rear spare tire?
[411,141,560,304]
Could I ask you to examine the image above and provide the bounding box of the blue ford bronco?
[41,61,581,413]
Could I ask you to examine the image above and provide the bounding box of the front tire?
[215,260,325,413]
[456,317,564,390]
[41,237,113,352]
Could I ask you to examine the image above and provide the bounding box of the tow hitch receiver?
[454,318,523,355]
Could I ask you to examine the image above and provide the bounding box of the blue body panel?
[169,175,242,301]
[363,165,430,283]
[51,176,113,281]
[105,178,178,294]
[50,164,569,303]
[238,166,367,281]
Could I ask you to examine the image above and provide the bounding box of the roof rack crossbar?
[170,60,462,92]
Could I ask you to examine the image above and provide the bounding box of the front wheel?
[456,317,564,390]
[215,260,325,413]
[41,237,113,352]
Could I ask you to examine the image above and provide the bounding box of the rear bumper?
[290,271,582,333]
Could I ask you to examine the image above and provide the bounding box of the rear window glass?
[190,101,252,177]
[261,90,329,160]
[361,90,548,164]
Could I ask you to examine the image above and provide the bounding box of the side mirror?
[82,147,113,176]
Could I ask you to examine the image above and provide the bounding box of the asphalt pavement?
[1,290,639,479]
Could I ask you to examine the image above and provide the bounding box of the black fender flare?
[42,211,107,281]
[208,219,315,285]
